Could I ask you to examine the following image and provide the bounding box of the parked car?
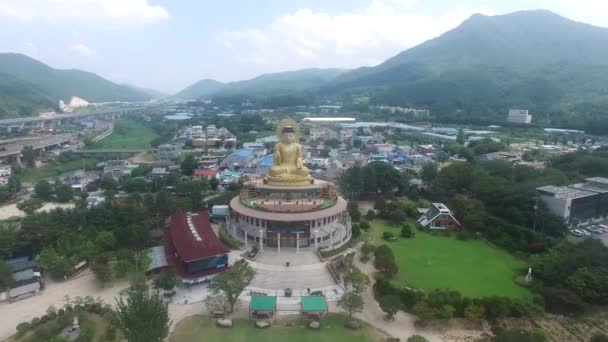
[570,230,583,237]
[588,226,603,234]
[578,229,591,236]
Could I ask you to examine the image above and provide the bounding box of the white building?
[507,109,532,124]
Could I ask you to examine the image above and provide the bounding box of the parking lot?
[568,224,608,246]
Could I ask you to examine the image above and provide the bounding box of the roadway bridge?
[0,134,76,163]
[0,105,151,130]
[71,149,147,154]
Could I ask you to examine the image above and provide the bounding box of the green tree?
[463,303,485,322]
[343,267,369,295]
[0,260,13,290]
[54,184,74,203]
[7,175,21,196]
[401,223,414,238]
[40,247,71,279]
[208,259,255,313]
[180,154,198,176]
[412,301,437,322]
[21,146,36,167]
[116,289,171,342]
[407,336,429,342]
[591,333,608,342]
[125,178,148,193]
[91,260,113,286]
[34,180,53,200]
[379,294,400,320]
[456,129,465,145]
[153,268,178,294]
[0,223,18,257]
[17,199,43,215]
[100,176,118,191]
[95,231,116,251]
[421,162,438,186]
[209,177,220,191]
[338,291,364,319]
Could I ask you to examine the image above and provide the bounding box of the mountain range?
[0,53,153,118]
[177,10,608,130]
[174,68,347,100]
[3,10,608,130]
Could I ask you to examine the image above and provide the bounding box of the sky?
[1,0,608,93]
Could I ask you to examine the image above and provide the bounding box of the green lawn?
[372,221,531,299]
[19,156,104,183]
[170,314,384,342]
[95,120,158,149]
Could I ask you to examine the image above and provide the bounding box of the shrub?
[16,322,31,336]
[382,231,396,241]
[456,231,470,240]
[361,242,375,257]
[591,333,608,342]
[219,226,240,249]
[379,294,401,320]
[398,287,425,310]
[401,224,413,238]
[374,254,398,279]
[463,303,485,322]
[542,287,586,315]
[407,336,429,342]
[366,210,376,220]
[352,223,361,238]
[359,221,371,230]
[480,296,513,319]
[412,302,437,323]
[30,317,40,328]
[374,245,394,259]
[437,304,455,319]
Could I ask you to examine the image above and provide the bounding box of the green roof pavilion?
[301,296,328,312]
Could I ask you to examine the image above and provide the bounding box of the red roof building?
[165,211,230,283]
[194,169,219,180]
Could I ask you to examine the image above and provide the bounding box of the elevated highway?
[0,105,151,129]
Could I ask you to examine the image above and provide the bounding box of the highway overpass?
[0,105,152,130]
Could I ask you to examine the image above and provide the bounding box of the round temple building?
[227,119,352,251]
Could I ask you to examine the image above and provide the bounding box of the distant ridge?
[0,53,154,118]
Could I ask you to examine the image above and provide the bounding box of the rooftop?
[230,149,254,158]
[301,296,328,312]
[537,185,597,199]
[250,295,277,312]
[586,177,608,186]
[432,203,451,213]
[194,169,218,176]
[169,211,230,263]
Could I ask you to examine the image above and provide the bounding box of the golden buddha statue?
[265,119,313,186]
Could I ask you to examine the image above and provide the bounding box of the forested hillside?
[0,53,153,118]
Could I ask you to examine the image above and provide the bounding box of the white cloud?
[67,43,95,57]
[0,0,168,26]
[216,0,493,77]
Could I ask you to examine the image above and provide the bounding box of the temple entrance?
[266,232,310,248]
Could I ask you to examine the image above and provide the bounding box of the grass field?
[20,156,104,183]
[95,120,158,149]
[170,314,384,342]
[372,221,531,299]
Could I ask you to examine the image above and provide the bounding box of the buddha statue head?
[281,125,296,143]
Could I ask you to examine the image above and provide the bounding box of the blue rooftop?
[231,149,254,158]
[260,155,274,167]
